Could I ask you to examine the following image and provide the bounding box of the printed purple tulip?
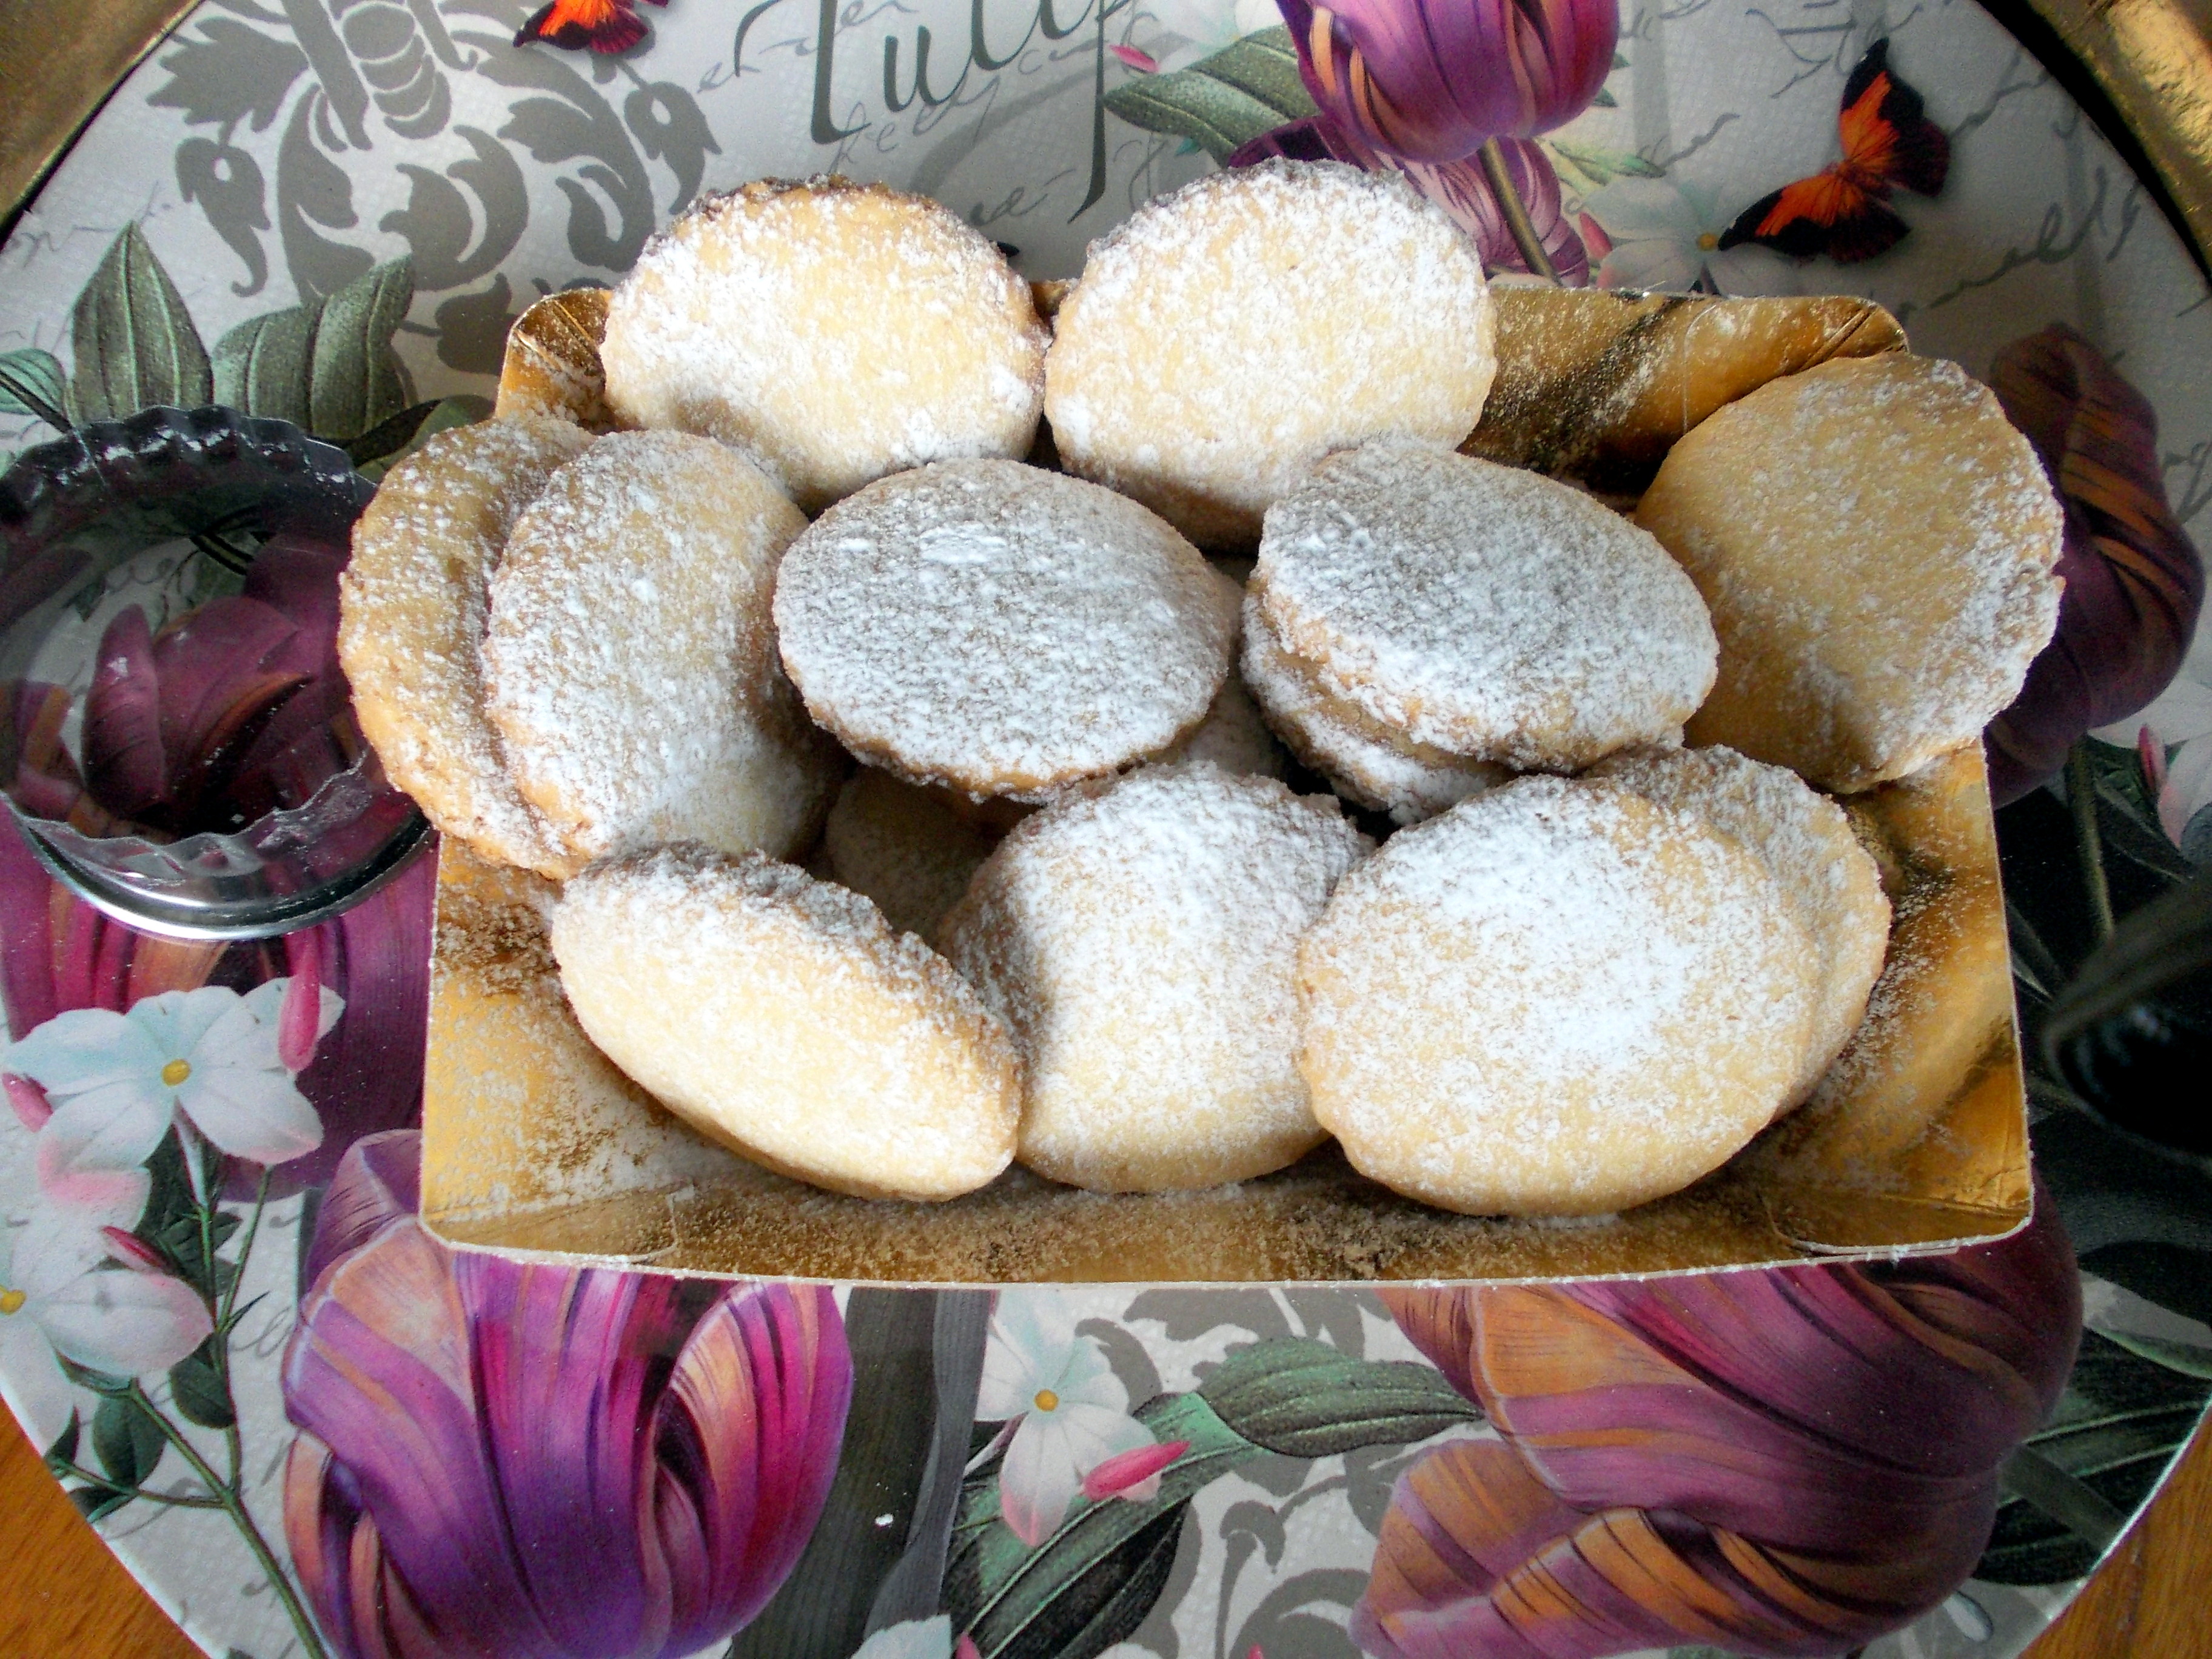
[1277,0,1619,162]
[281,1131,853,1659]
[1229,117,1589,283]
[1983,324,2204,805]
[1358,1191,2080,1658]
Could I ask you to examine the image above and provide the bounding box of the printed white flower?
[0,1205,213,1437]
[2097,625,2212,855]
[851,1615,980,1659]
[1581,176,1803,296]
[978,1297,1159,1546]
[1,977,341,1175]
[1139,0,1285,72]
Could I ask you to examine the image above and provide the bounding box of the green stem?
[1478,138,1560,283]
[47,1458,225,1508]
[2066,742,2116,944]
[213,1166,272,1489]
[127,1385,330,1659]
[217,1167,272,1331]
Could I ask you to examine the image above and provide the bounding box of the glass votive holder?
[1,405,428,939]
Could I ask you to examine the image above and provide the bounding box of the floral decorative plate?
[2,0,2210,1656]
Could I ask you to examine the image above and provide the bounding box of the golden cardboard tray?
[413,285,2029,1285]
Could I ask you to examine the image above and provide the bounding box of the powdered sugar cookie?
[1158,664,1288,780]
[1253,440,1717,773]
[1241,595,1502,823]
[552,844,1021,1201]
[823,768,1000,940]
[339,416,592,875]
[1634,354,2065,791]
[1587,745,1890,1110]
[601,178,1047,512]
[774,459,1237,799]
[940,765,1370,1191]
[1045,160,1495,548]
[482,431,840,874]
[1298,777,1820,1215]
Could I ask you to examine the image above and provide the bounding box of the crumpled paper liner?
[427,286,2028,1285]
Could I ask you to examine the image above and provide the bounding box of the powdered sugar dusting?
[940,764,1370,1191]
[1587,745,1891,1106]
[482,430,837,868]
[338,416,592,874]
[1254,439,1718,771]
[1639,354,2066,791]
[1241,592,1501,823]
[1044,159,1496,547]
[601,178,1046,512]
[774,458,1237,797]
[1299,776,1818,1215]
[824,768,1000,940]
[551,843,1020,1201]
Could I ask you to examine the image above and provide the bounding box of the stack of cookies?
[340,161,2063,1216]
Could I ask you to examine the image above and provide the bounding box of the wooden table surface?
[2,1404,2209,1657]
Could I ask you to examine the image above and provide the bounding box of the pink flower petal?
[1082,1437,1189,1501]
[2139,725,2168,794]
[1109,43,1159,72]
[4,1071,52,1131]
[280,932,325,1072]
[101,1225,169,1272]
[956,1637,982,1659]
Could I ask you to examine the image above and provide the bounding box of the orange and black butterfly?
[515,0,666,53]
[1718,39,1949,263]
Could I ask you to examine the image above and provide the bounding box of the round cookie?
[339,416,592,875]
[774,458,1237,799]
[1241,594,1501,823]
[1253,439,1718,773]
[483,431,840,874]
[1297,776,1820,1216]
[1139,566,1285,780]
[551,844,1021,1202]
[1634,354,2066,792]
[601,178,1047,513]
[1159,665,1288,780]
[939,765,1370,1192]
[824,768,1001,940]
[1586,745,1891,1110]
[1045,160,1495,548]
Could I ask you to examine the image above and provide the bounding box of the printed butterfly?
[1718,38,1949,263]
[514,0,666,53]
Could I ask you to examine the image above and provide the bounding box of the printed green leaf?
[70,224,213,421]
[1546,137,1664,193]
[212,307,317,427]
[947,1392,1262,1658]
[1104,27,1317,162]
[1201,1337,1481,1457]
[91,1393,166,1491]
[2097,1329,2212,1380]
[736,1290,988,1659]
[310,258,417,439]
[212,257,418,443]
[169,1340,237,1429]
[0,346,72,429]
[56,1355,135,1396]
[43,1410,81,1473]
[2079,736,2193,883]
[70,1485,136,1524]
[1977,1329,2212,1584]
